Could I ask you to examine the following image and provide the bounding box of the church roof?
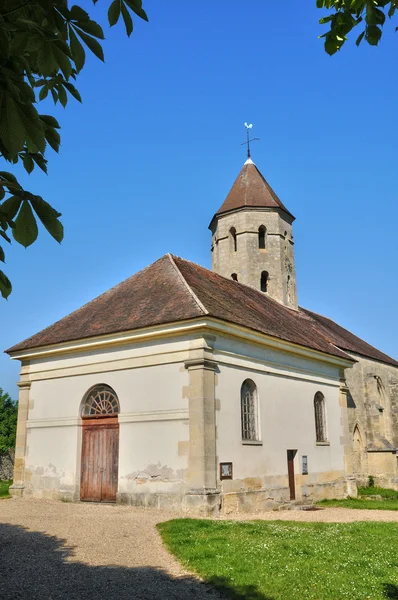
[299,308,398,367]
[7,254,387,366]
[210,159,294,226]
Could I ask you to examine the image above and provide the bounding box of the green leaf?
[76,19,105,40]
[69,27,86,72]
[45,127,61,152]
[31,153,48,174]
[1,195,22,220]
[12,201,38,248]
[30,197,64,243]
[356,31,365,45]
[0,270,12,299]
[39,85,49,101]
[70,5,90,21]
[0,172,19,185]
[64,81,82,102]
[125,0,148,21]
[40,115,60,129]
[22,154,34,174]
[0,245,4,263]
[57,84,68,108]
[121,2,133,36]
[109,0,121,26]
[0,231,11,244]
[75,29,104,62]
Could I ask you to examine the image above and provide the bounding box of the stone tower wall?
[211,209,298,309]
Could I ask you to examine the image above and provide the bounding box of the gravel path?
[0,499,221,600]
[2,498,398,599]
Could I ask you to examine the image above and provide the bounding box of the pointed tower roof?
[210,159,294,227]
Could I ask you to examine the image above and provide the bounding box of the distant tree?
[0,0,148,299]
[0,388,17,453]
[318,1,397,54]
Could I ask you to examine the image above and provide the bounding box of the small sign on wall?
[220,462,233,480]
[302,455,308,475]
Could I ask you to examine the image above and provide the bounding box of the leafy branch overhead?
[0,0,148,299]
[317,0,398,54]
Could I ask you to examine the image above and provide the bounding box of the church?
[6,151,398,515]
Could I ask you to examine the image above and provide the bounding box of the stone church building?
[6,157,398,515]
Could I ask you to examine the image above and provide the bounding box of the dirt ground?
[2,498,398,599]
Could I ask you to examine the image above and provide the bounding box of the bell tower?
[209,155,298,310]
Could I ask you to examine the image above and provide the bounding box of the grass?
[317,487,398,511]
[158,519,398,600]
[0,480,12,499]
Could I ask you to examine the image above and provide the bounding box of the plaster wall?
[22,342,190,500]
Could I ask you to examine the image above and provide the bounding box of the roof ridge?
[167,254,209,316]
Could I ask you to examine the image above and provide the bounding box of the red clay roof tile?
[211,161,294,223]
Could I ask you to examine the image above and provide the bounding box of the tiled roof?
[7,255,351,362]
[6,255,396,368]
[299,308,398,368]
[210,161,294,223]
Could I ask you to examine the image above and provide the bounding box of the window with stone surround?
[82,385,120,417]
[230,227,237,252]
[241,379,259,441]
[314,392,327,443]
[258,225,266,249]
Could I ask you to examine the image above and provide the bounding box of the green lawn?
[317,487,398,511]
[0,480,12,498]
[158,519,398,600]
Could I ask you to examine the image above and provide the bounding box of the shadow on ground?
[0,523,274,600]
[385,584,398,599]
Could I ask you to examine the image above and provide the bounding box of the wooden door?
[80,417,119,502]
[287,449,297,500]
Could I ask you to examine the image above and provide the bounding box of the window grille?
[241,379,258,441]
[314,392,327,442]
[82,385,119,417]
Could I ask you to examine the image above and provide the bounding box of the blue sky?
[2,1,397,398]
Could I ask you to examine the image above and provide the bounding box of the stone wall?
[210,208,298,309]
[345,354,398,488]
[0,449,14,481]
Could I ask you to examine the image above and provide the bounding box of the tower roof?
[210,159,294,227]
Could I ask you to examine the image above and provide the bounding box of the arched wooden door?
[80,386,119,502]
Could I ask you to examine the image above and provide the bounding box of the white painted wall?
[25,343,190,496]
[213,335,345,485]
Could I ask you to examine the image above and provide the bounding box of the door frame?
[80,415,119,502]
[287,449,297,501]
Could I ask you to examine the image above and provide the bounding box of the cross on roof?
[242,123,259,159]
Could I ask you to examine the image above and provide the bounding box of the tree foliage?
[0,387,17,454]
[318,0,398,54]
[0,0,148,299]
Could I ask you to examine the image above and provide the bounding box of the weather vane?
[242,123,259,159]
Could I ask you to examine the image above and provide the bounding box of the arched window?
[314,392,327,442]
[258,226,266,249]
[82,385,120,417]
[260,271,269,292]
[241,379,259,441]
[230,227,237,252]
[231,273,238,281]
